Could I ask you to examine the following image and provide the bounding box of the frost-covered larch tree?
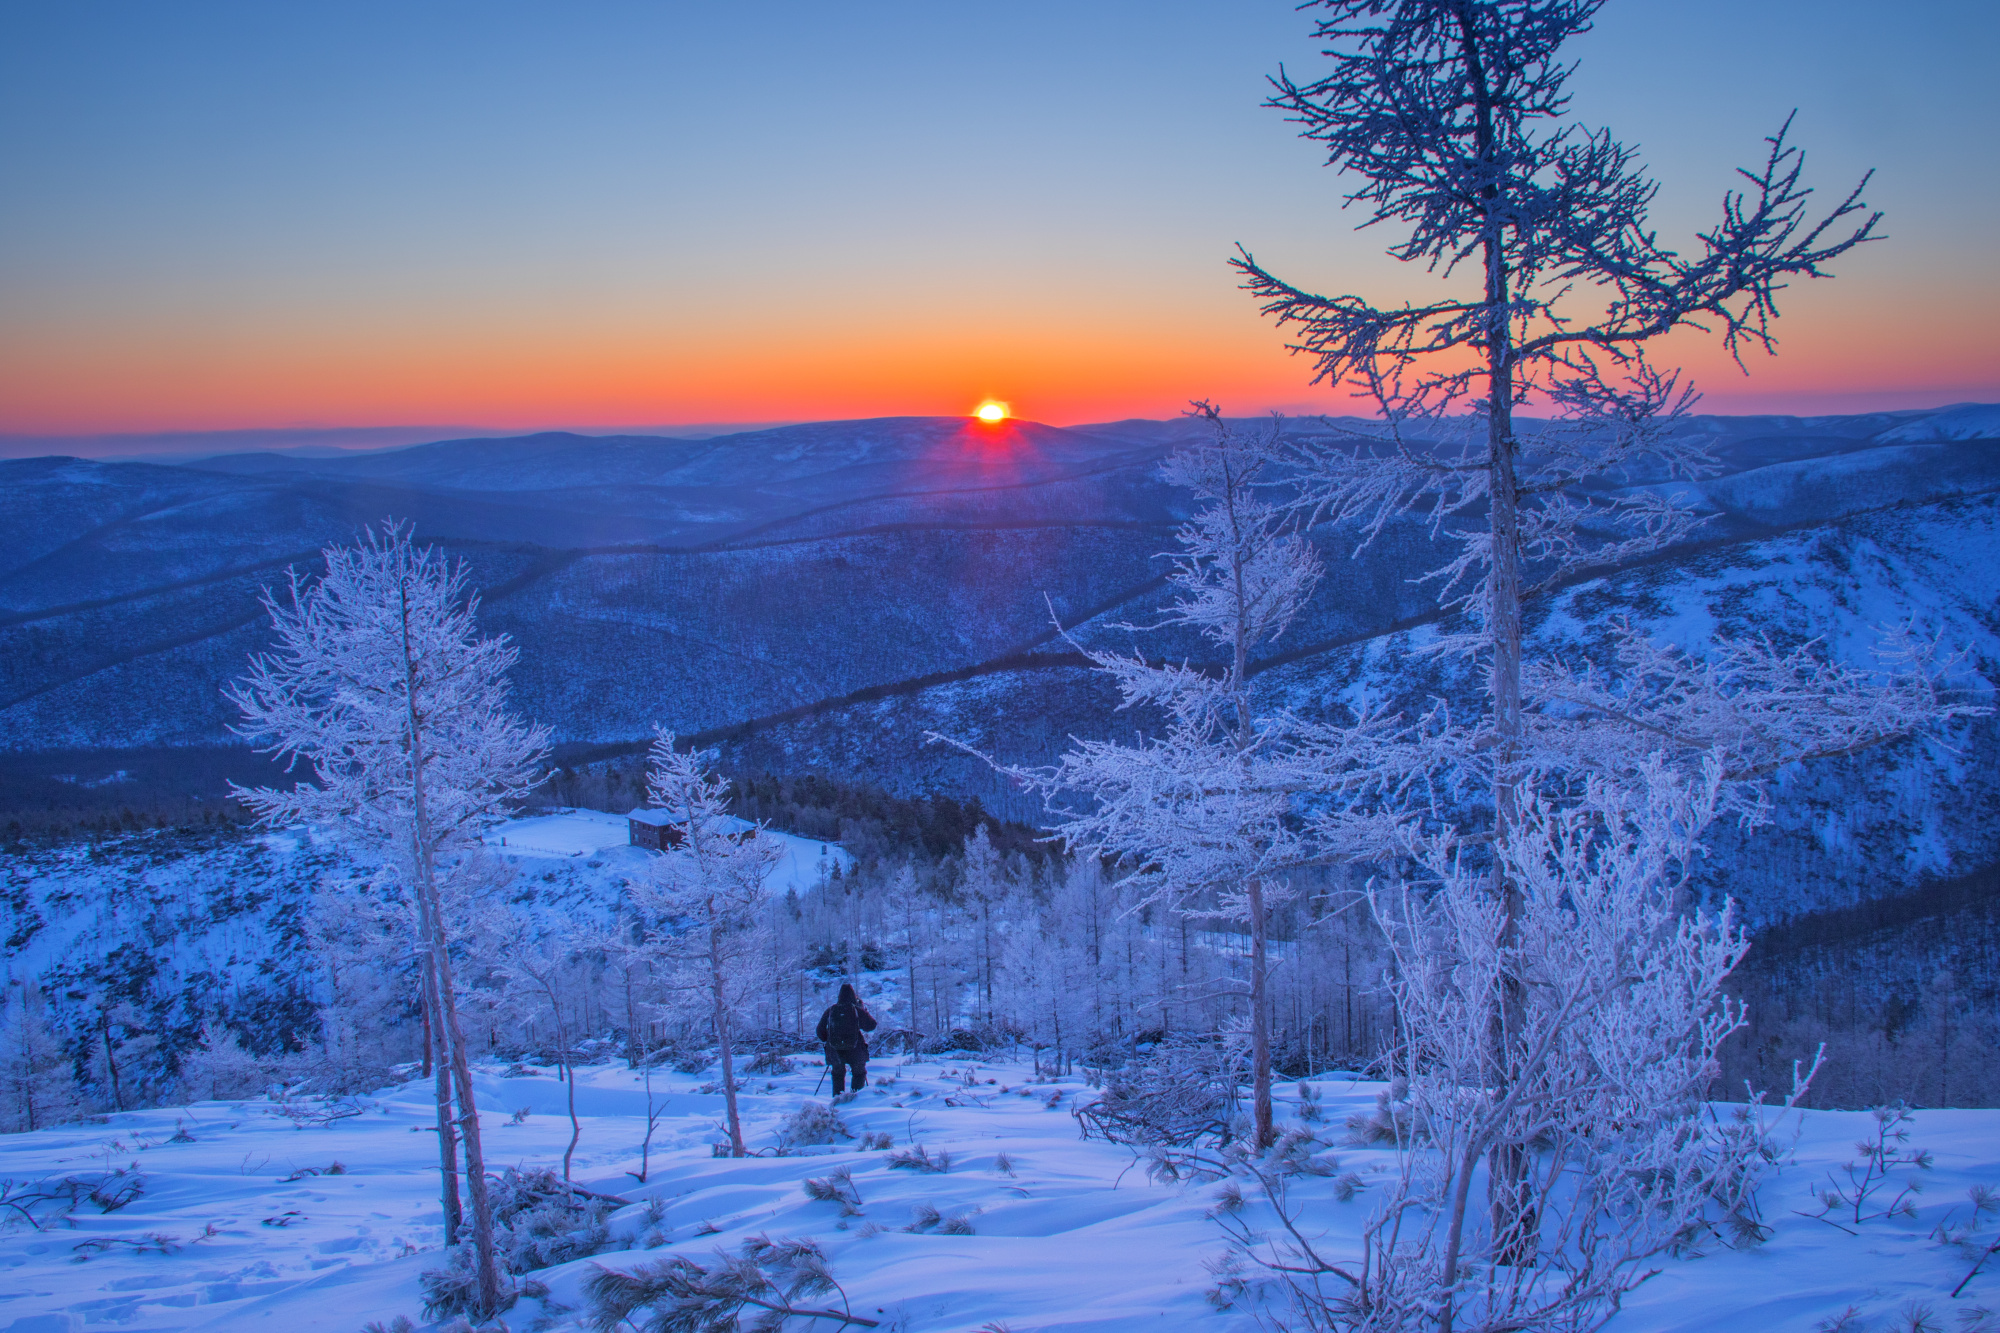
[0,982,83,1134]
[1223,0,1976,1320]
[975,408,1400,1146]
[228,521,547,1318]
[629,731,780,1158]
[493,925,592,1181]
[958,825,1009,1025]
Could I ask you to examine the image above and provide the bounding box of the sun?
[974,400,1009,422]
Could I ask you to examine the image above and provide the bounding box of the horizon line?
[4,397,1994,464]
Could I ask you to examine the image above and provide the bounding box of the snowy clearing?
[481,808,853,895]
[1,1054,1994,1333]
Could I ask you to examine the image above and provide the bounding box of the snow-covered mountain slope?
[1,1053,1994,1333]
[1877,403,2000,443]
[0,814,850,1088]
[1,828,340,1072]
[701,486,2000,925]
[0,417,1191,761]
[4,405,1996,921]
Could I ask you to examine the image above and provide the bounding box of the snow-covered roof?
[627,807,756,836]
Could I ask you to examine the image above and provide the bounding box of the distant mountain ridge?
[3,405,1997,923]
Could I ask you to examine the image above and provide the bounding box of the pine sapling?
[1807,1102,1933,1230]
[1894,1300,1941,1333]
[802,1166,864,1216]
[1940,1184,2000,1299]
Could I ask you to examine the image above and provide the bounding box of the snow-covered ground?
[481,808,854,896]
[481,810,633,859]
[2,1054,1994,1333]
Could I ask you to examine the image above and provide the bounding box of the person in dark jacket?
[815,983,878,1095]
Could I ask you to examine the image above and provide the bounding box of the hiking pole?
[813,1065,827,1098]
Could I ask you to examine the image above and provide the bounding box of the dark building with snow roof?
[626,807,758,852]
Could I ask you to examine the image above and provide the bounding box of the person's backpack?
[825,1002,863,1051]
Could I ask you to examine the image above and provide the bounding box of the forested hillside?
[4,406,1998,1115]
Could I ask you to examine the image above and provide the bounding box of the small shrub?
[419,1247,498,1319]
[1344,1080,1414,1147]
[919,1027,999,1055]
[803,1166,863,1215]
[1075,1041,1240,1148]
[1894,1301,1940,1333]
[779,1101,851,1150]
[586,1234,867,1331]
[1266,1128,1337,1178]
[487,1166,618,1273]
[746,1049,798,1076]
[1938,1184,2000,1299]
[887,1144,950,1173]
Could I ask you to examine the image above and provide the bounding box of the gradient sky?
[2,0,1994,445]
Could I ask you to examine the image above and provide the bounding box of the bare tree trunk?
[1454,10,1538,1258]
[981,900,994,1024]
[713,933,746,1157]
[1223,448,1278,1151]
[558,1008,580,1182]
[438,971,504,1313]
[401,586,504,1316]
[99,1011,124,1111]
[624,968,638,1068]
[1483,262,1543,1275]
[1485,388,1537,1264]
[424,956,464,1245]
[1249,876,1274,1148]
[1437,1139,1486,1333]
[906,905,919,1044]
[630,1054,664,1185]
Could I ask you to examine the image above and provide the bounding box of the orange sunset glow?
[0,3,1991,452]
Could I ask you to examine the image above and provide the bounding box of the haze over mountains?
[4,404,1998,927]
